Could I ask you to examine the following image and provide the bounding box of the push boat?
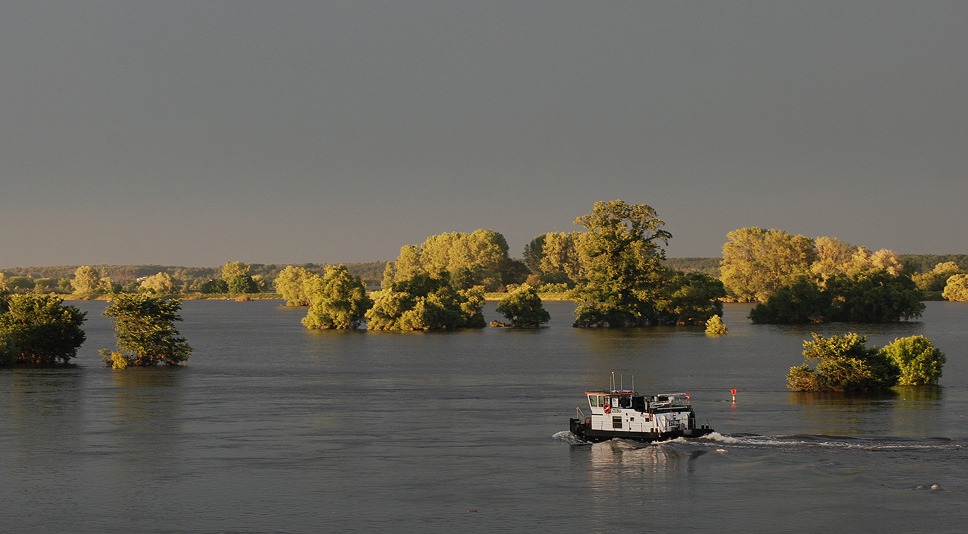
[569,376,714,443]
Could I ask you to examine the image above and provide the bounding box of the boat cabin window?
[612,416,623,429]
[587,394,605,408]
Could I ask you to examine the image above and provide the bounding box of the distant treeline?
[0,262,390,285]
[3,256,960,284]
[898,254,968,273]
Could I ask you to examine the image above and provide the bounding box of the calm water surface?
[2,300,966,532]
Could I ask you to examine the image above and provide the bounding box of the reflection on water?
[586,440,706,482]
[788,388,946,436]
[108,367,184,463]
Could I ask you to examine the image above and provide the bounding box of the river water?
[1,300,966,532]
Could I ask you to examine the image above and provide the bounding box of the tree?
[99,293,192,367]
[140,272,180,294]
[749,276,829,324]
[220,261,250,280]
[825,269,924,322]
[366,272,485,331]
[389,230,513,289]
[571,200,671,327]
[539,232,584,284]
[227,273,258,295]
[302,265,372,329]
[0,294,87,365]
[496,284,550,327]
[200,278,229,294]
[275,266,318,306]
[71,265,101,294]
[880,336,945,386]
[915,262,965,292]
[943,274,968,301]
[523,234,547,274]
[656,271,727,325]
[720,228,816,301]
[787,333,897,392]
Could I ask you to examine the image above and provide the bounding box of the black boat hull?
[569,418,714,443]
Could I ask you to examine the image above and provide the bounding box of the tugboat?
[569,374,714,443]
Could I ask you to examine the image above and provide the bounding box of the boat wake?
[698,431,965,452]
[555,430,965,452]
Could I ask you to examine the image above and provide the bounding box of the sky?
[2,1,965,268]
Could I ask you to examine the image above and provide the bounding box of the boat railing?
[576,406,586,420]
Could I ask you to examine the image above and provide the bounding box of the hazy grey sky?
[2,1,965,267]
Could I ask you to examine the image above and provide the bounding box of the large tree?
[275,266,318,306]
[100,293,192,368]
[140,272,181,294]
[366,267,485,331]
[0,294,87,365]
[720,228,816,301]
[302,265,371,329]
[943,274,968,302]
[71,265,101,294]
[571,200,672,327]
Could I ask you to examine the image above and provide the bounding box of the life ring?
[603,403,611,414]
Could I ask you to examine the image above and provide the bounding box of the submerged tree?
[571,200,672,327]
[880,335,946,386]
[100,293,193,368]
[0,294,87,365]
[787,333,897,392]
[366,267,485,331]
[302,265,372,329]
[496,284,550,327]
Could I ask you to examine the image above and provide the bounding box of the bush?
[705,315,727,335]
[786,333,897,392]
[496,284,550,327]
[880,335,945,385]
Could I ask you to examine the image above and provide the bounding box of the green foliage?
[571,200,672,327]
[787,333,897,392]
[99,293,192,367]
[825,270,924,322]
[898,254,968,274]
[0,294,87,365]
[7,276,35,291]
[705,314,727,335]
[523,234,547,274]
[227,274,258,295]
[913,262,964,292]
[656,271,726,325]
[880,336,945,386]
[389,230,513,290]
[220,261,251,281]
[140,272,180,294]
[749,276,829,324]
[71,265,101,294]
[199,278,229,294]
[750,270,924,324]
[720,228,817,301]
[275,266,318,306]
[942,274,968,302]
[539,232,584,285]
[496,284,551,327]
[302,265,372,329]
[366,269,485,331]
